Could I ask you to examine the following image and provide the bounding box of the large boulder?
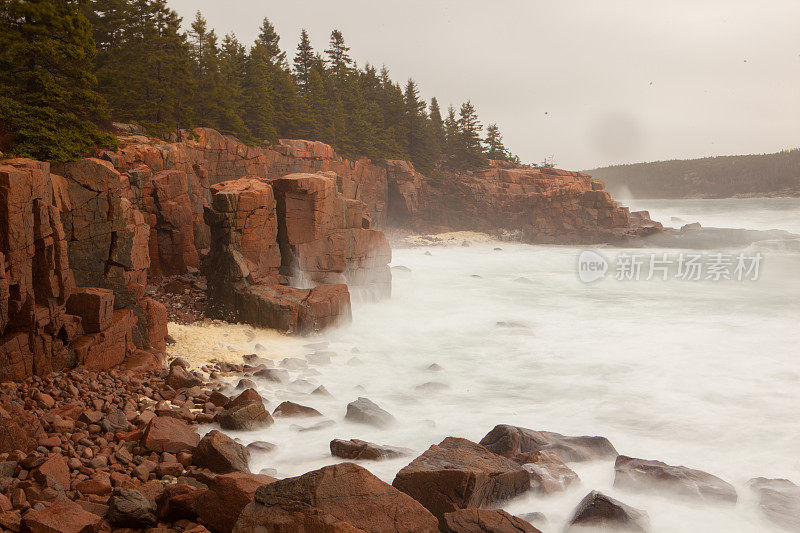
[442,509,542,533]
[22,499,103,533]
[748,477,800,530]
[234,462,438,533]
[614,455,737,504]
[140,416,200,453]
[106,488,158,528]
[0,402,45,453]
[522,450,580,494]
[345,397,396,428]
[479,425,617,463]
[196,471,277,533]
[194,430,250,473]
[218,400,273,431]
[392,437,530,525]
[566,491,649,532]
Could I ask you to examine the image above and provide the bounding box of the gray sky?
[169,0,800,170]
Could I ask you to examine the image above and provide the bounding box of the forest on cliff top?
[589,148,800,198]
[0,0,516,171]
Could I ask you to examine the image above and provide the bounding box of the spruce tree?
[429,97,446,150]
[455,101,487,170]
[325,29,352,83]
[242,42,277,142]
[257,17,285,65]
[0,0,115,161]
[484,123,508,160]
[293,29,314,94]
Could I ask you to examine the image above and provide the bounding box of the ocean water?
[197,198,800,532]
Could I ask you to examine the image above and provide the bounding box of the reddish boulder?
[194,430,250,474]
[520,450,579,494]
[479,425,617,463]
[442,509,542,533]
[0,402,45,453]
[218,401,273,431]
[392,437,530,525]
[234,462,438,533]
[22,499,103,533]
[566,491,649,532]
[273,401,322,418]
[140,416,200,453]
[227,388,263,409]
[330,439,413,461]
[614,455,736,504]
[66,287,114,333]
[196,471,277,533]
[149,170,200,276]
[33,453,69,489]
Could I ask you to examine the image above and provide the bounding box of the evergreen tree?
[0,0,115,161]
[293,29,314,94]
[443,104,459,159]
[242,42,277,142]
[325,29,352,83]
[257,17,285,65]
[429,97,446,150]
[484,123,508,160]
[216,33,249,137]
[454,101,487,170]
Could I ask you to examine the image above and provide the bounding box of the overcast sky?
[168,0,800,170]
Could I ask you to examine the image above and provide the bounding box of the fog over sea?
[194,198,800,532]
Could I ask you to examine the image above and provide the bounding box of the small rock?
[194,430,250,473]
[273,401,322,418]
[107,488,158,528]
[219,401,273,431]
[566,491,649,532]
[330,439,413,461]
[345,397,396,428]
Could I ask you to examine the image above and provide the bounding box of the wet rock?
[22,499,103,533]
[166,364,203,390]
[521,450,579,494]
[566,491,649,532]
[311,385,332,396]
[245,441,276,455]
[218,401,273,431]
[426,363,443,371]
[513,277,533,284]
[306,352,332,365]
[272,401,322,418]
[392,265,412,272]
[253,368,289,383]
[227,388,264,409]
[234,462,438,533]
[345,397,396,428]
[415,381,450,392]
[141,416,200,453]
[196,472,277,533]
[330,439,414,461]
[279,357,307,370]
[614,455,737,504]
[194,430,250,473]
[748,477,800,530]
[393,437,530,525]
[296,419,336,432]
[107,488,158,528]
[442,509,542,533]
[480,424,617,463]
[235,378,256,390]
[157,483,201,522]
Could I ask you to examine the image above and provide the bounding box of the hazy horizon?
[168,0,800,170]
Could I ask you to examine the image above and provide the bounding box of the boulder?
[65,287,114,333]
[566,491,650,532]
[234,462,438,533]
[218,401,273,431]
[196,472,277,533]
[614,455,737,504]
[22,499,103,533]
[520,450,579,494]
[273,401,322,418]
[106,488,158,528]
[345,397,396,428]
[227,388,264,409]
[194,430,250,473]
[140,416,200,453]
[748,477,800,530]
[330,439,414,461]
[166,364,203,390]
[479,425,617,463]
[0,403,45,453]
[442,509,542,533]
[392,437,530,524]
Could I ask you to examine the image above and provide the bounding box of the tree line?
[0,0,518,171]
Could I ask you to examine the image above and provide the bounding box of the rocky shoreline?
[0,357,797,532]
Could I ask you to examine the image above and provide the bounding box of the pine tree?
[293,29,314,94]
[443,105,459,159]
[256,17,285,65]
[216,33,249,138]
[242,42,277,142]
[484,123,508,160]
[0,0,115,161]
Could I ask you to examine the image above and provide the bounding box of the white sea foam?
[182,198,800,532]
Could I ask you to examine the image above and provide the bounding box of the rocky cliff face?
[0,159,165,381]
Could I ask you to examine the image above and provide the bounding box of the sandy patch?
[398,230,495,248]
[166,321,310,368]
